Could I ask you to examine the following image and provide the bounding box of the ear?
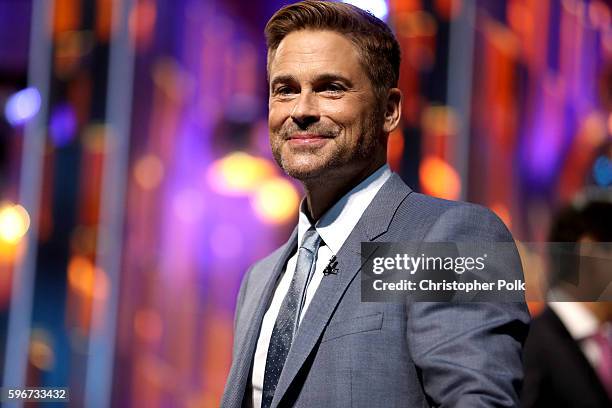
[382,88,402,134]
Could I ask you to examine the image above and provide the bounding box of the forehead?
[269,30,366,81]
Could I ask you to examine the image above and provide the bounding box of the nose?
[291,91,319,129]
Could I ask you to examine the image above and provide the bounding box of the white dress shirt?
[549,301,607,371]
[250,164,392,408]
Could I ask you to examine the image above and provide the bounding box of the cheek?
[268,103,289,130]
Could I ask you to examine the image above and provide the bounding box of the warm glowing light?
[490,202,512,229]
[387,127,405,171]
[343,0,388,19]
[396,11,438,38]
[208,152,276,195]
[251,178,300,224]
[133,154,164,190]
[434,0,462,20]
[68,256,95,293]
[419,156,461,200]
[130,0,157,51]
[422,105,459,136]
[29,330,55,371]
[67,256,109,300]
[4,87,41,126]
[0,203,31,244]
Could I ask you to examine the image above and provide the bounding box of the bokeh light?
[0,203,31,245]
[133,154,165,190]
[490,202,512,229]
[419,156,461,200]
[49,103,78,146]
[207,152,276,196]
[251,177,300,224]
[4,87,41,126]
[29,329,55,371]
[592,156,612,186]
[67,256,109,300]
[342,0,388,20]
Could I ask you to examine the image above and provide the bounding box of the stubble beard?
[270,109,385,182]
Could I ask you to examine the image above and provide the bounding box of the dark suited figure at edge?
[522,197,612,408]
[222,1,530,407]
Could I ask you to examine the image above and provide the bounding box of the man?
[522,199,612,407]
[222,1,529,407]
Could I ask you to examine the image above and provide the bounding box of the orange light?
[53,0,80,36]
[490,202,512,229]
[134,154,164,190]
[387,127,405,172]
[67,256,109,300]
[0,203,30,245]
[208,152,276,195]
[419,156,461,200]
[129,0,157,52]
[29,329,55,371]
[68,256,95,294]
[251,177,300,224]
[434,0,462,20]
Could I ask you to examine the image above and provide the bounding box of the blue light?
[4,87,41,126]
[593,156,612,187]
[49,103,77,147]
[342,0,388,20]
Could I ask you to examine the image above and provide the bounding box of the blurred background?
[0,0,610,406]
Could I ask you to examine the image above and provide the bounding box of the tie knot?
[300,227,321,253]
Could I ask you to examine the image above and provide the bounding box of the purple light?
[4,87,41,126]
[49,103,77,146]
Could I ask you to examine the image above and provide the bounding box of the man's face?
[268,30,385,181]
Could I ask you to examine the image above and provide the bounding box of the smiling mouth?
[286,133,332,145]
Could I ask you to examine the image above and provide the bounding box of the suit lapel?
[270,174,412,407]
[226,227,298,408]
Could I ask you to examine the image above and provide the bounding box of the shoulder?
[389,189,513,242]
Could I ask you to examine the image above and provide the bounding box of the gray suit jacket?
[222,173,530,407]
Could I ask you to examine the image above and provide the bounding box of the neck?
[302,158,386,222]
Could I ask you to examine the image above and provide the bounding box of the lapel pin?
[323,255,339,276]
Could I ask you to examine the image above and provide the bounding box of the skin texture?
[268,30,402,221]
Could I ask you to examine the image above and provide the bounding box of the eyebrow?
[269,75,296,90]
[269,73,354,90]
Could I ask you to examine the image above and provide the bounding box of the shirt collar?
[297,164,392,254]
[549,301,600,340]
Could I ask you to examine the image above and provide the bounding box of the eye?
[319,82,346,95]
[273,85,297,96]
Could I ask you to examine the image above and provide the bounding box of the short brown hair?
[265,0,401,98]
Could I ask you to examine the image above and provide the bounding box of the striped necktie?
[261,227,321,408]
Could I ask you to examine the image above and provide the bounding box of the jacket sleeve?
[407,204,531,407]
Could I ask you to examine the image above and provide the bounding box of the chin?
[282,166,326,181]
